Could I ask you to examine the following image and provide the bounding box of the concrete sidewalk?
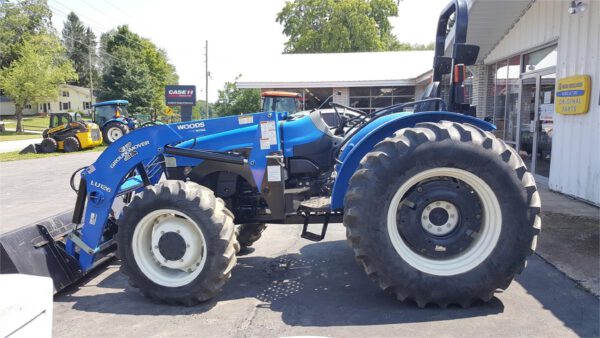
[0,138,42,153]
[537,183,599,296]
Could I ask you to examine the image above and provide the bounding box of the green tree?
[192,100,212,120]
[0,0,54,69]
[99,26,178,112]
[0,33,77,132]
[61,12,98,88]
[213,76,261,117]
[100,45,155,112]
[276,0,402,53]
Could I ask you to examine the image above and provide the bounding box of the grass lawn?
[1,116,50,131]
[0,145,107,162]
[0,131,42,141]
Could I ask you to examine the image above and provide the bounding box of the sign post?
[165,85,196,122]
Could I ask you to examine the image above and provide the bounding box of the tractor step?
[301,212,330,242]
[299,196,331,212]
[298,197,332,242]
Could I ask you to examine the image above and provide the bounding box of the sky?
[49,0,450,102]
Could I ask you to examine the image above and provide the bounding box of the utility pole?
[204,40,209,119]
[88,46,94,111]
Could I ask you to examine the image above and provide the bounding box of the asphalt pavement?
[0,152,100,233]
[1,152,598,337]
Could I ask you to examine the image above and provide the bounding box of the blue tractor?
[92,99,137,144]
[0,0,540,308]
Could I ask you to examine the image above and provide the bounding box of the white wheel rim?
[132,209,207,287]
[108,127,123,142]
[387,167,502,276]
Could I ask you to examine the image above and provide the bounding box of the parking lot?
[1,153,598,337]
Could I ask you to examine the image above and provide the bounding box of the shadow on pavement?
[516,255,599,337]
[55,240,506,325]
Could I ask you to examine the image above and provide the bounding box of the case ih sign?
[165,85,196,106]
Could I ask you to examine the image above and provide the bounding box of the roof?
[61,84,94,96]
[93,100,129,107]
[444,0,533,63]
[237,51,434,89]
[261,91,301,98]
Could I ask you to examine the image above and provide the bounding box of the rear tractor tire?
[236,223,267,248]
[39,137,57,153]
[116,180,240,305]
[103,122,129,144]
[343,121,540,308]
[63,136,81,152]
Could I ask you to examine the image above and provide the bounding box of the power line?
[49,0,110,34]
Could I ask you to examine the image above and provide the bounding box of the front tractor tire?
[103,122,129,144]
[344,122,540,308]
[116,180,239,305]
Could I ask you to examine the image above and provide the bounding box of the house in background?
[0,84,95,116]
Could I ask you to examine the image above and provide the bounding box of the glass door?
[535,72,555,177]
[517,70,555,178]
[519,75,537,172]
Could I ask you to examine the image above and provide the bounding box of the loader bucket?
[18,143,39,154]
[0,210,115,293]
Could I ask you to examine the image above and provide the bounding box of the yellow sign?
[164,107,174,116]
[556,75,591,115]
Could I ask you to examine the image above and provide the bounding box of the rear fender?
[101,118,127,130]
[330,111,495,210]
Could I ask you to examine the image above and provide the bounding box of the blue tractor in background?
[0,0,540,308]
[92,99,137,144]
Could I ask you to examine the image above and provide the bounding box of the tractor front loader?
[1,0,540,308]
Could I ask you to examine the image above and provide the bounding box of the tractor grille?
[91,128,101,141]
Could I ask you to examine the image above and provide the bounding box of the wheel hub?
[158,232,187,261]
[150,215,204,272]
[108,127,123,141]
[396,179,482,259]
[420,201,459,236]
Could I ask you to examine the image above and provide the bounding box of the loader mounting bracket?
[36,224,83,285]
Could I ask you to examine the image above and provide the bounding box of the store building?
[237,51,434,114]
[460,0,599,204]
[238,0,598,204]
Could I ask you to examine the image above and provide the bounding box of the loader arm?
[69,112,283,271]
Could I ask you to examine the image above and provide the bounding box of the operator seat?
[413,82,441,113]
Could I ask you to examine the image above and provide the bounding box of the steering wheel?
[329,102,368,134]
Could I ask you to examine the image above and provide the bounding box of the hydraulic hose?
[70,166,88,193]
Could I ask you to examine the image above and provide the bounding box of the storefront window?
[522,45,557,73]
[493,60,507,138]
[491,55,521,143]
[349,86,414,114]
[505,55,521,143]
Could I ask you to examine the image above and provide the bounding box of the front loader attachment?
[19,143,41,154]
[0,210,115,293]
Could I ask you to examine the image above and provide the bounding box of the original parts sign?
[165,85,196,106]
